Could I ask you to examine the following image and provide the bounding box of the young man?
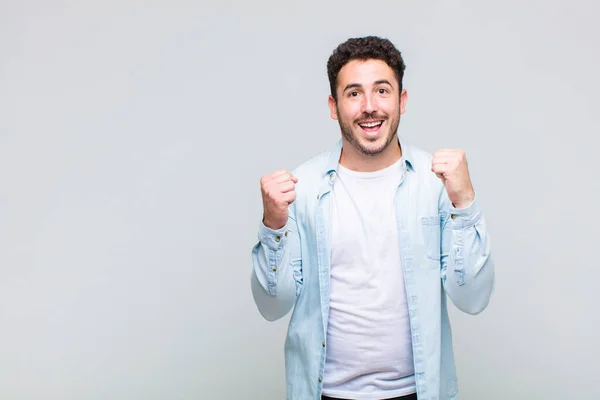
[251,36,495,400]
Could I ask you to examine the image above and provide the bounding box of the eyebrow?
[343,83,363,92]
[374,79,393,87]
[342,80,394,93]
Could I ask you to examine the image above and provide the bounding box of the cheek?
[381,99,400,114]
[341,104,361,121]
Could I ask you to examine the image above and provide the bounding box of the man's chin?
[357,143,387,156]
[356,137,389,156]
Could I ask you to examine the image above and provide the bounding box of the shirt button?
[285,231,288,237]
[322,342,326,347]
[275,236,281,242]
[272,266,277,271]
[318,377,322,382]
[451,214,457,220]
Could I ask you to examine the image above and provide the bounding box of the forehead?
[337,59,397,87]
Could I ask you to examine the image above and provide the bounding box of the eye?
[378,88,388,94]
[349,91,359,97]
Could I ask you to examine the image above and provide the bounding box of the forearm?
[441,198,495,314]
[251,215,303,321]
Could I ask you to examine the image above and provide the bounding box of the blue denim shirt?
[251,137,495,400]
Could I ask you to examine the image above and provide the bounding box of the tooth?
[360,121,381,127]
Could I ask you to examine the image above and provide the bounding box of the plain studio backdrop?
[1,1,599,399]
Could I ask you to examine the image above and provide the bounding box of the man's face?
[328,59,407,157]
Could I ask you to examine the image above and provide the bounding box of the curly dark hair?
[327,36,406,101]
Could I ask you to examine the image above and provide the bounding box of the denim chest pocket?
[421,215,441,261]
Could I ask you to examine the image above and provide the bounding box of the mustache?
[355,113,388,123]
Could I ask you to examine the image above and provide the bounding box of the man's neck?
[339,139,402,172]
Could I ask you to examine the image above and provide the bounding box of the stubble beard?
[338,109,401,157]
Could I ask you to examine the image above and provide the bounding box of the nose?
[361,93,378,114]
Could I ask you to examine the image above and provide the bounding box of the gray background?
[1,1,599,399]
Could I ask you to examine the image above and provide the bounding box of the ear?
[328,95,338,120]
[400,89,408,115]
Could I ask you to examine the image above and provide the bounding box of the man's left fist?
[431,149,475,209]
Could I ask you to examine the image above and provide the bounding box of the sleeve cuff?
[258,220,289,251]
[448,196,482,228]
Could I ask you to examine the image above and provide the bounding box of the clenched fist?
[431,149,475,209]
[261,169,299,230]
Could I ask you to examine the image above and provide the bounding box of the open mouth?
[358,120,384,135]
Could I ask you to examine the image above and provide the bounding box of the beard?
[337,109,400,157]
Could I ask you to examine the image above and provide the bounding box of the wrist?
[263,215,286,230]
[452,193,475,209]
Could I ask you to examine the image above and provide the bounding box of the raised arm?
[432,149,495,314]
[251,169,303,321]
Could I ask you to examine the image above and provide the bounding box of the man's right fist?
[261,169,299,230]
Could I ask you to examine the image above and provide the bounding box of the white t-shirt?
[323,158,416,400]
